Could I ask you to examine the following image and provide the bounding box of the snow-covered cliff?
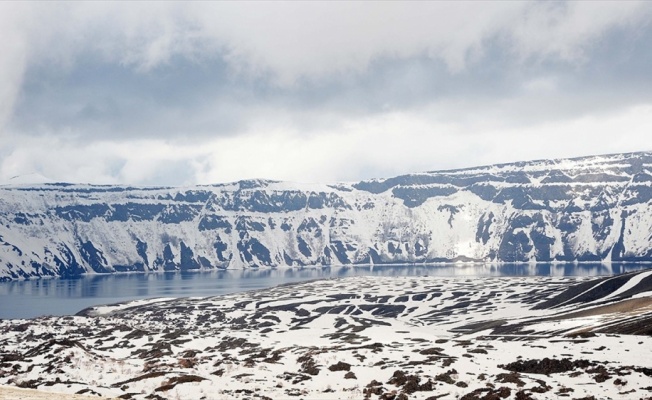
[2,151,652,280]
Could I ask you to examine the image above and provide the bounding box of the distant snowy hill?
[1,151,652,280]
[2,173,57,185]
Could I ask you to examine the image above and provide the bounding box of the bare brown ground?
[556,297,652,319]
[0,386,118,400]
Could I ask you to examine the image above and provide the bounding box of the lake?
[1,263,650,319]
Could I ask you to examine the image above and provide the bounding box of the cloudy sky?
[1,1,651,186]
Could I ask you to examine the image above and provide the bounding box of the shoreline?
[3,260,651,283]
[2,266,650,320]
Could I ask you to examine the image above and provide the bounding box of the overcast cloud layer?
[1,1,652,185]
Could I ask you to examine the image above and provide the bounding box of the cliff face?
[1,151,652,280]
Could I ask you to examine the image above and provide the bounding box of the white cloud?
[189,2,526,81]
[0,1,651,185]
[6,103,650,185]
[3,2,649,85]
[0,4,30,132]
[511,1,650,63]
[177,2,651,82]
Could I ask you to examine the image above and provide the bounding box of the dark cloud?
[10,54,251,140]
[10,16,652,146]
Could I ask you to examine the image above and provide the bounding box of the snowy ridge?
[1,151,652,280]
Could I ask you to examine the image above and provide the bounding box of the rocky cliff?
[1,151,651,280]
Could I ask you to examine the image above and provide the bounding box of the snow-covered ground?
[0,385,118,400]
[1,271,652,399]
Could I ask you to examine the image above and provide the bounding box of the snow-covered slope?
[1,151,652,280]
[2,272,652,399]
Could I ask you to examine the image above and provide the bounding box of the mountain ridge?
[1,151,652,280]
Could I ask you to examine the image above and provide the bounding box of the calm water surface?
[1,263,650,319]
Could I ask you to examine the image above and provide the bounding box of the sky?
[1,1,652,186]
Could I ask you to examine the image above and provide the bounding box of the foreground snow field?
[0,385,118,400]
[1,271,652,399]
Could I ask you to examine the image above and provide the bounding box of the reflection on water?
[1,263,650,319]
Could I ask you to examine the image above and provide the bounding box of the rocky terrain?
[1,270,651,399]
[2,151,652,280]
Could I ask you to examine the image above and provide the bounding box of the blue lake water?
[1,263,650,319]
